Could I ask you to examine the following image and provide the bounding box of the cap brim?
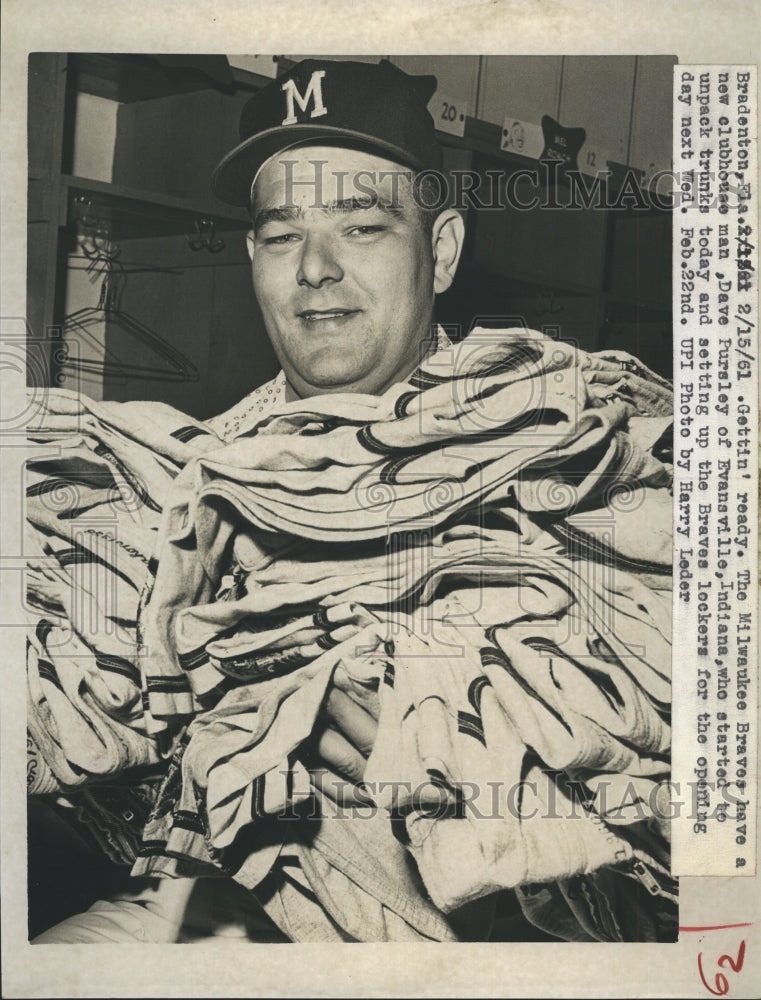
[211,124,429,207]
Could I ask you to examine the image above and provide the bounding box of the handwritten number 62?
[698,940,746,996]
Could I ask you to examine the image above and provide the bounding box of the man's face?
[249,146,437,399]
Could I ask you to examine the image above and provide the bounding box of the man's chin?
[285,366,386,400]
[288,380,373,400]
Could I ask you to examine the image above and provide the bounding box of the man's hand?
[308,677,380,806]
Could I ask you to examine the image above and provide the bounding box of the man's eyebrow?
[327,196,403,218]
[253,206,303,232]
[253,197,402,232]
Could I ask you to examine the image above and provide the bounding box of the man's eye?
[347,225,385,237]
[262,233,299,245]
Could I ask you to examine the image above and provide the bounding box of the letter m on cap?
[281,70,328,125]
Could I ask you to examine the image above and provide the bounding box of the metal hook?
[536,289,563,316]
[186,218,225,253]
[74,195,93,227]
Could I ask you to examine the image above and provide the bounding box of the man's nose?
[296,233,344,287]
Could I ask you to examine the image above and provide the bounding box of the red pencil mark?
[680,922,754,932]
[697,939,747,996]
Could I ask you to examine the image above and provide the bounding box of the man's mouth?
[297,309,360,323]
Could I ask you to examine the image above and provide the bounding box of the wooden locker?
[559,56,637,169]
[479,56,563,126]
[390,56,480,114]
[101,231,275,420]
[629,55,677,176]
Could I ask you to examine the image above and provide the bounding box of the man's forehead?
[252,143,415,209]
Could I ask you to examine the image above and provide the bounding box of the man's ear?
[246,229,255,262]
[431,209,465,294]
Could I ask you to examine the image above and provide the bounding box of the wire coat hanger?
[62,208,199,384]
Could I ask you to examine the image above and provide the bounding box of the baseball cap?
[211,58,442,207]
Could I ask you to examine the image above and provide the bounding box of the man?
[30,58,675,943]
[206,59,465,795]
[207,59,463,422]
